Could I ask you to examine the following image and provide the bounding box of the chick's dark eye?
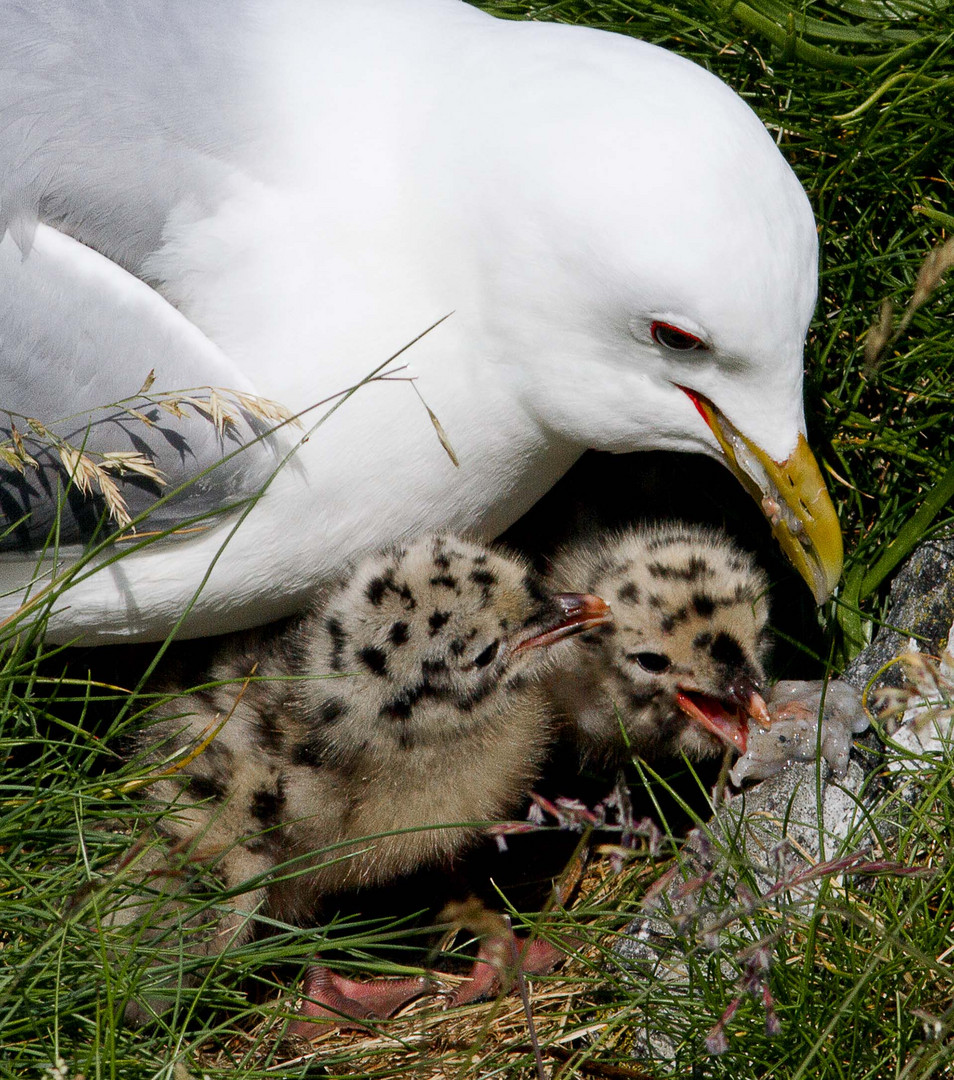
[631,651,672,673]
[473,640,500,669]
[650,321,706,352]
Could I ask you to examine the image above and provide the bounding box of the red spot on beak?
[677,385,711,426]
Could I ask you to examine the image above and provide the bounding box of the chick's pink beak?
[514,593,612,653]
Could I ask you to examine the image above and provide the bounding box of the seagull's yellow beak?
[681,389,843,604]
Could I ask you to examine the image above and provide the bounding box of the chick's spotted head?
[554,525,771,758]
[311,534,610,728]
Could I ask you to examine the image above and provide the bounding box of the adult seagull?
[0,0,842,644]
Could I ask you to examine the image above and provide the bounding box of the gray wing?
[0,225,291,550]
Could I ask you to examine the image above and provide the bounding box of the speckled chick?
[545,523,771,761]
[108,533,608,1024]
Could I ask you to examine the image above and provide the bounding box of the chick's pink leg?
[286,965,429,1036]
[448,934,565,1006]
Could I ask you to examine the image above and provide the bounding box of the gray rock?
[845,532,954,692]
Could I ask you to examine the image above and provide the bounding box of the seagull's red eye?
[650,321,707,352]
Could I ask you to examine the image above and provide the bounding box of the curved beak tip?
[768,436,844,604]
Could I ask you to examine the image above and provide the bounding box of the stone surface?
[845,532,954,693]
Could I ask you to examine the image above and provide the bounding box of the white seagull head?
[422,24,839,599]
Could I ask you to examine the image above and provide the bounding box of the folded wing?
[0,225,290,549]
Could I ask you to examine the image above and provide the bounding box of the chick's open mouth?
[675,690,751,754]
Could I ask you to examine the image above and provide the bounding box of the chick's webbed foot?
[286,965,429,1037]
[447,933,565,1006]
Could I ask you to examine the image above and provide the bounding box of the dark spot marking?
[318,697,347,724]
[380,691,416,720]
[366,575,389,606]
[617,582,640,604]
[254,709,284,751]
[421,657,447,677]
[668,605,691,626]
[710,632,745,670]
[292,740,323,768]
[648,556,710,582]
[449,638,467,657]
[365,570,417,610]
[647,533,693,551]
[692,594,715,617]
[429,610,451,635]
[250,786,284,826]
[389,621,410,646]
[326,616,347,671]
[380,679,452,720]
[693,631,713,649]
[660,615,675,635]
[687,556,710,580]
[188,775,224,802]
[357,646,388,676]
[433,552,451,569]
[470,568,497,588]
[430,574,458,590]
[453,680,494,712]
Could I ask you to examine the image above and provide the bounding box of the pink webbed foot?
[446,931,566,1007]
[285,964,430,1037]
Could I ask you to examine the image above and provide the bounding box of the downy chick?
[545,523,771,761]
[106,533,609,1025]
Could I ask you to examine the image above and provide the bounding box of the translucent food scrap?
[729,679,866,785]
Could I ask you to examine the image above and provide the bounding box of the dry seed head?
[95,470,132,529]
[863,298,894,370]
[124,406,155,427]
[157,398,187,418]
[181,392,235,435]
[912,234,954,310]
[0,446,25,473]
[232,390,300,428]
[56,446,97,496]
[100,451,167,486]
